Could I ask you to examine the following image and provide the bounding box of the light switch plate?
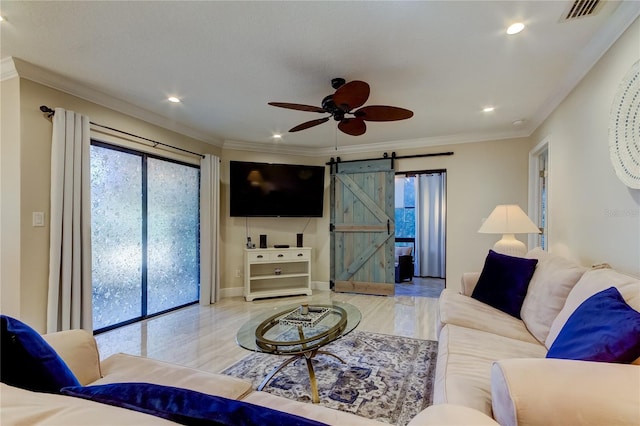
[32,212,45,227]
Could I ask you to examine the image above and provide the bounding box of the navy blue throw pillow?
[471,250,538,318]
[61,382,328,426]
[0,315,80,393]
[547,287,640,363]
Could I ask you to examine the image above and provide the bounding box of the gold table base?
[252,305,350,403]
[257,348,346,403]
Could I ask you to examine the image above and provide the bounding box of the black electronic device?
[229,161,325,217]
[274,244,290,248]
[296,233,303,248]
[259,235,267,249]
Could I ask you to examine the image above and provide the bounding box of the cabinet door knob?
[257,255,263,258]
[277,254,284,258]
[297,253,303,257]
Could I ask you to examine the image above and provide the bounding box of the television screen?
[229,161,325,217]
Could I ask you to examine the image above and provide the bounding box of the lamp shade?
[478,204,540,234]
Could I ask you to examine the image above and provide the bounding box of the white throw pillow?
[545,268,640,350]
[520,248,586,344]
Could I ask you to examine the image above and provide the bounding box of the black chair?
[394,247,414,283]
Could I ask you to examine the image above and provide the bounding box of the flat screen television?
[229,161,325,217]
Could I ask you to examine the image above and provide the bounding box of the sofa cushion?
[243,391,386,425]
[43,329,102,385]
[95,353,252,400]
[395,246,412,262]
[1,383,176,425]
[491,358,640,426]
[438,289,539,344]
[0,315,81,393]
[434,324,546,416]
[546,269,640,349]
[546,287,640,363]
[61,383,327,426]
[471,250,538,319]
[521,248,586,344]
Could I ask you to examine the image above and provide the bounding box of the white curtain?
[415,173,446,278]
[199,154,221,304]
[47,108,92,332]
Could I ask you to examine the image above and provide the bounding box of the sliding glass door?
[90,142,200,333]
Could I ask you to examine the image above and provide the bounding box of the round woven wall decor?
[609,59,639,189]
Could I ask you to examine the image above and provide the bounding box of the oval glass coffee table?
[236,301,361,403]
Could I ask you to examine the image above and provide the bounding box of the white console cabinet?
[243,247,312,301]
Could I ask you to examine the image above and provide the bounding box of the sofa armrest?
[460,272,481,296]
[42,329,102,385]
[491,358,640,426]
[408,404,499,426]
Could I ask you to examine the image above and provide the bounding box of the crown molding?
[8,57,223,147]
[0,57,18,81]
[223,126,531,157]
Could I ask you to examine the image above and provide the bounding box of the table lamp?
[478,204,540,257]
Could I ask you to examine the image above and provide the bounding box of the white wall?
[0,77,21,318]
[531,17,640,277]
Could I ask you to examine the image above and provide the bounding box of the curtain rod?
[39,106,205,159]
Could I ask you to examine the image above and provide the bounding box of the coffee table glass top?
[236,301,361,355]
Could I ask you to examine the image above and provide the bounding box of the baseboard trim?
[219,281,330,300]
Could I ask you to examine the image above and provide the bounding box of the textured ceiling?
[2,1,638,153]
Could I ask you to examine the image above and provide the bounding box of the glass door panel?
[147,159,200,314]
[91,145,143,330]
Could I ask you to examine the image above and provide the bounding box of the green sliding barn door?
[330,159,395,296]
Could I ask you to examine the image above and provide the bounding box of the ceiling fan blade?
[289,117,330,132]
[333,80,370,112]
[338,118,366,136]
[268,102,326,113]
[355,105,414,122]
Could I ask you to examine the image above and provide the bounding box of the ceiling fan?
[268,78,414,136]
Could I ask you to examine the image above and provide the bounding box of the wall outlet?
[235,268,241,278]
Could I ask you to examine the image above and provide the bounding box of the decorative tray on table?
[279,306,331,328]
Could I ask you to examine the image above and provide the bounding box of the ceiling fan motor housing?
[321,95,345,120]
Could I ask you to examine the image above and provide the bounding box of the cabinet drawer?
[246,251,270,262]
[289,250,310,260]
[246,249,310,262]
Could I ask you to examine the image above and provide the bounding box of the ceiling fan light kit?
[268,78,413,136]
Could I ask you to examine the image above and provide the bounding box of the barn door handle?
[387,219,390,235]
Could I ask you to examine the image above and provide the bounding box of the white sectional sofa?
[1,327,386,425]
[2,247,639,425]
[434,248,640,425]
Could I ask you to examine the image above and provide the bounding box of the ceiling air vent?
[562,0,604,20]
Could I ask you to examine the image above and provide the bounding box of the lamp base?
[493,234,527,257]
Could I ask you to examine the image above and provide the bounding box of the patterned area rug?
[222,330,438,425]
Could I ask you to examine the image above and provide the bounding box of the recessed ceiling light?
[506,22,525,35]
[483,106,495,113]
[0,16,4,22]
[273,134,282,139]
[167,96,181,103]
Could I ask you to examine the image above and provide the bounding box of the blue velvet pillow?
[471,250,538,318]
[546,287,640,363]
[61,382,327,426]
[0,315,80,393]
